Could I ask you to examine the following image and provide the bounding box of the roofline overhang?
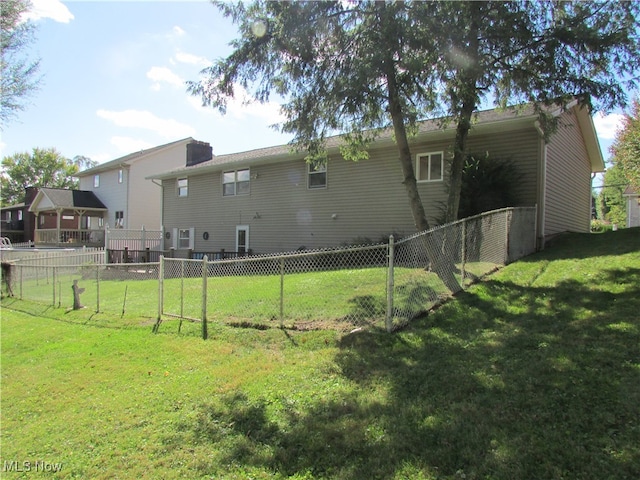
[27,189,108,213]
[148,101,605,180]
[148,111,541,181]
[76,137,195,177]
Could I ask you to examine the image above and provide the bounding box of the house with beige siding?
[76,137,213,231]
[150,101,604,256]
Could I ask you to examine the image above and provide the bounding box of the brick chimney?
[25,186,38,205]
[186,140,213,167]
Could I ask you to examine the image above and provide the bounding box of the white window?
[118,169,123,184]
[177,178,188,197]
[178,229,190,248]
[416,152,443,182]
[115,211,124,228]
[18,210,23,221]
[172,227,195,250]
[5,211,11,221]
[94,174,100,188]
[223,169,250,196]
[308,162,327,189]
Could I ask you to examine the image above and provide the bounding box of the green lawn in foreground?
[1,228,639,479]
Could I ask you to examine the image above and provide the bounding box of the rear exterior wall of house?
[161,126,540,255]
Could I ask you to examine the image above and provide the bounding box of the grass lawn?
[1,228,639,479]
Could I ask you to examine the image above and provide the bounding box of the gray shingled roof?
[149,104,541,180]
[37,188,107,210]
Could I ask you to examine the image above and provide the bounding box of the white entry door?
[236,225,249,255]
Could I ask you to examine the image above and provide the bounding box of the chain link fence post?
[180,259,185,319]
[52,266,56,307]
[461,219,467,289]
[280,256,285,327]
[386,235,395,332]
[505,209,512,264]
[154,256,164,333]
[202,255,208,340]
[96,264,100,313]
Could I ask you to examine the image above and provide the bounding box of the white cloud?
[96,109,196,138]
[172,26,186,37]
[23,0,74,23]
[187,83,284,125]
[174,51,212,68]
[87,152,113,164]
[186,95,212,114]
[146,66,185,89]
[593,112,625,140]
[110,137,155,154]
[226,84,285,124]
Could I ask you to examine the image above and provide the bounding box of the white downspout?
[534,121,547,250]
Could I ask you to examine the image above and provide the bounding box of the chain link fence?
[2,262,159,320]
[157,207,536,333]
[2,208,536,333]
[158,243,389,333]
[389,207,536,329]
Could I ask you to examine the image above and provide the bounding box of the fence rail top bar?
[396,206,536,245]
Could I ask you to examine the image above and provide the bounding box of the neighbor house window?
[416,152,443,182]
[94,174,100,188]
[115,211,124,228]
[308,162,327,189]
[178,228,191,249]
[5,211,11,221]
[18,210,22,221]
[118,169,123,184]
[223,169,250,196]
[177,178,188,197]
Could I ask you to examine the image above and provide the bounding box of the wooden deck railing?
[34,229,105,247]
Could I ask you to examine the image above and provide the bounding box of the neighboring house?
[76,138,212,231]
[28,188,108,247]
[0,187,45,244]
[150,100,604,256]
[623,186,640,228]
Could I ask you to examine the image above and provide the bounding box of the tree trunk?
[445,2,481,224]
[445,100,475,223]
[380,21,461,292]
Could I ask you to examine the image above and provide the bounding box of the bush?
[457,152,522,219]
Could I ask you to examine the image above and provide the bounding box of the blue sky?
[0,0,631,171]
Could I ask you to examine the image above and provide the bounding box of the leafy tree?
[72,155,98,171]
[609,97,640,191]
[1,0,41,128]
[189,0,639,289]
[436,1,639,223]
[0,148,79,206]
[598,163,628,227]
